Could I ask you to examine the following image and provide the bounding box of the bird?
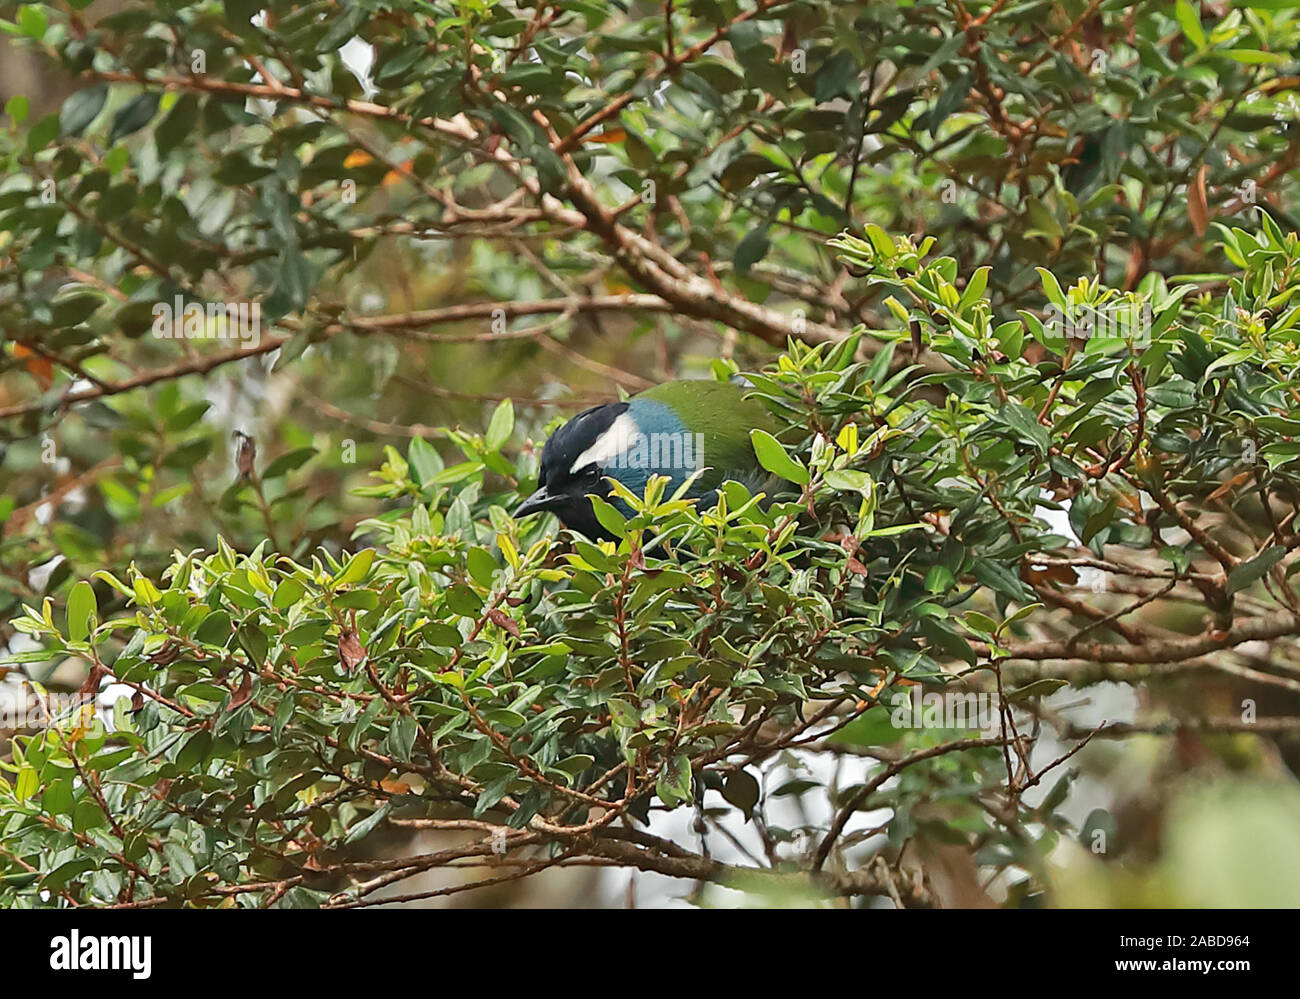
[514,379,778,540]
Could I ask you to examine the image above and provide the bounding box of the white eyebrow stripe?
[570,411,639,475]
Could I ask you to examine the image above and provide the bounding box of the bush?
[6,221,1300,907]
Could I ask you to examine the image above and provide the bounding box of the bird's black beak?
[514,486,558,518]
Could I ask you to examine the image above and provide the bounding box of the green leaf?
[589,494,628,537]
[18,4,46,38]
[1081,496,1119,546]
[553,754,595,776]
[273,693,295,739]
[333,548,376,587]
[388,714,418,761]
[445,584,484,616]
[213,152,274,184]
[1036,267,1066,309]
[4,94,28,126]
[262,447,317,480]
[1226,546,1286,595]
[26,112,59,153]
[108,93,162,143]
[345,802,391,844]
[407,436,444,486]
[335,590,378,611]
[862,523,924,538]
[1224,49,1287,65]
[957,266,990,312]
[823,468,872,493]
[963,611,999,636]
[272,578,305,609]
[485,399,514,451]
[175,731,213,771]
[195,610,232,645]
[735,228,771,274]
[466,546,497,586]
[998,602,1043,633]
[15,766,38,802]
[42,778,75,817]
[998,403,1050,454]
[722,770,760,815]
[749,429,809,485]
[1175,0,1206,49]
[60,86,108,137]
[132,576,162,607]
[1204,345,1255,377]
[73,799,107,834]
[656,754,693,807]
[1007,678,1069,703]
[67,580,96,643]
[1025,197,1063,239]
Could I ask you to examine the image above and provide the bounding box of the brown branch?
[994,612,1300,665]
[0,335,288,420]
[588,829,933,906]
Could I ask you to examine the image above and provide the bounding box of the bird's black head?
[514,400,630,538]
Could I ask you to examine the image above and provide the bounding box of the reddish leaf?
[13,343,54,388]
[487,608,521,638]
[338,628,366,674]
[228,671,253,710]
[146,641,182,667]
[1188,163,1209,236]
[77,663,107,699]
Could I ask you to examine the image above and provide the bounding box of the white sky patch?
[620,750,890,908]
[27,555,64,592]
[1036,493,1073,540]
[570,412,639,475]
[1032,494,1108,589]
[340,37,376,99]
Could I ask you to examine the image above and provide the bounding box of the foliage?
[5,219,1300,905]
[2,0,1298,622]
[2,0,1300,907]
